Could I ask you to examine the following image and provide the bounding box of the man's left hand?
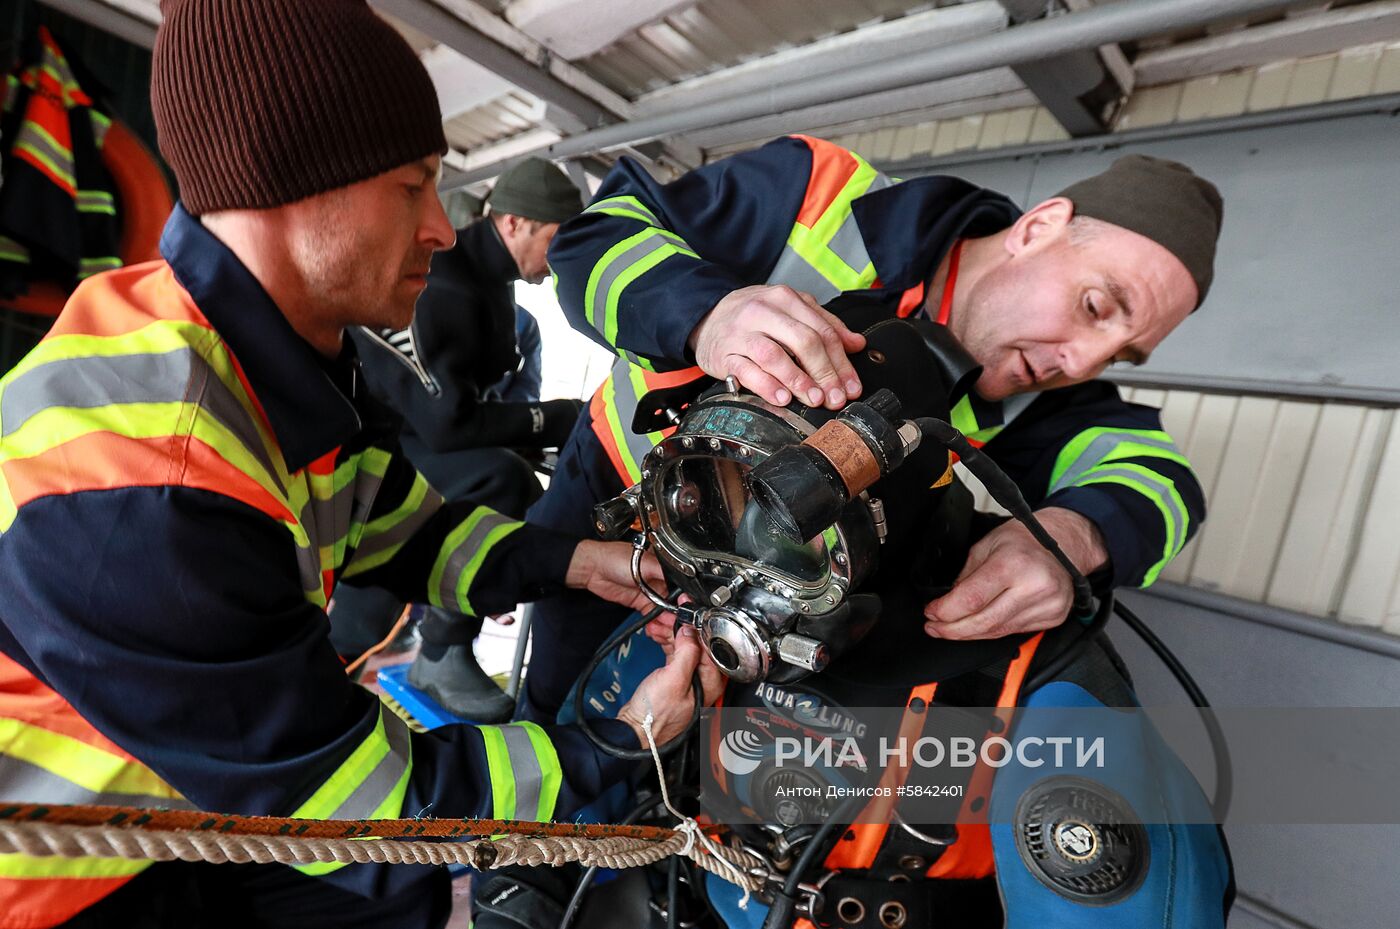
[566,539,667,614]
[923,508,1107,641]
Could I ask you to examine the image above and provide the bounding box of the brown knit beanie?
[1055,155,1224,308]
[152,0,447,215]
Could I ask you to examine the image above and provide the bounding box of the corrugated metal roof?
[579,0,971,98]
[443,90,548,149]
[78,0,1400,171]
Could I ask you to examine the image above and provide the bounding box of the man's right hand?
[689,285,866,411]
[617,625,725,747]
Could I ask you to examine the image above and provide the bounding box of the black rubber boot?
[408,641,515,723]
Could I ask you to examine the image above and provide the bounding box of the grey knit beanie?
[486,158,583,223]
[1056,154,1224,308]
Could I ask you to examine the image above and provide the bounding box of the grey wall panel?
[905,111,1400,395]
[1113,589,1400,929]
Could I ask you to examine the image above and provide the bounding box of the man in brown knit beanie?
[0,3,719,928]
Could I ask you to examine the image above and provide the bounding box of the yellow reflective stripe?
[585,230,698,340]
[76,191,117,216]
[0,475,15,532]
[783,155,881,291]
[77,257,122,279]
[24,120,72,163]
[0,323,289,508]
[585,195,660,227]
[789,221,878,290]
[290,708,410,821]
[428,508,523,615]
[601,375,642,486]
[0,234,27,263]
[89,110,112,148]
[344,473,437,577]
[521,722,561,823]
[948,396,1005,445]
[1049,427,1187,494]
[0,853,150,879]
[604,241,695,347]
[289,710,408,878]
[14,139,75,191]
[479,725,516,820]
[0,719,183,800]
[1074,462,1187,587]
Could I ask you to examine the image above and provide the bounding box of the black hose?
[559,788,701,929]
[572,601,703,761]
[914,417,1095,616]
[761,795,867,929]
[1112,599,1233,820]
[1022,590,1115,696]
[666,857,680,929]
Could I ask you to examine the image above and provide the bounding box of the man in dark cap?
[342,158,587,721]
[0,3,717,927]
[522,138,1223,727]
[476,139,1231,928]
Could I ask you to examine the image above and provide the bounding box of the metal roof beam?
[1136,0,1400,86]
[370,0,697,172]
[37,0,157,48]
[685,71,1028,150]
[997,0,1127,136]
[443,0,1310,189]
[632,2,1011,117]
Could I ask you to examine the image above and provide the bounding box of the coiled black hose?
[573,601,704,761]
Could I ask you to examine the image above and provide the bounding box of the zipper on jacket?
[356,324,441,397]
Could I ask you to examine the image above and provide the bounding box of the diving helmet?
[593,319,985,685]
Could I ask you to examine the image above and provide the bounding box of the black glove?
[533,398,586,448]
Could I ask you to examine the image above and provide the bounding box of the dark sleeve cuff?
[1043,483,1165,589]
[470,522,580,615]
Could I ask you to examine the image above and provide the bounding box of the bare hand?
[644,610,727,702]
[566,540,665,613]
[923,509,1107,640]
[618,625,724,746]
[689,285,865,410]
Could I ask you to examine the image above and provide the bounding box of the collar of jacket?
[159,202,362,472]
[852,175,1021,293]
[455,216,521,286]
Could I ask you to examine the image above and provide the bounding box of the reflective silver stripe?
[614,359,662,470]
[349,467,387,530]
[865,172,893,195]
[328,710,412,820]
[825,215,872,277]
[1001,393,1036,428]
[1052,432,1184,495]
[436,511,518,609]
[590,233,680,335]
[0,755,193,810]
[500,724,544,820]
[16,121,72,175]
[350,484,444,567]
[194,361,286,496]
[295,542,323,596]
[1077,465,1187,552]
[2,350,193,437]
[76,190,116,214]
[1,347,285,495]
[767,247,841,303]
[301,479,363,556]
